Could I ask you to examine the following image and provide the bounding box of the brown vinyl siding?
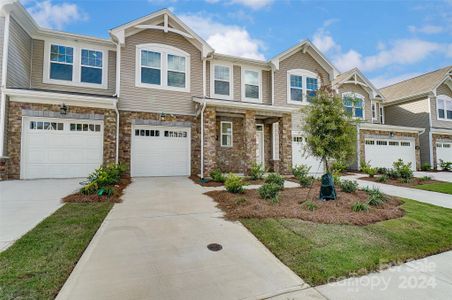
[233,65,241,101]
[338,83,377,123]
[0,16,5,86]
[119,30,203,115]
[31,39,116,96]
[6,17,32,88]
[384,97,431,164]
[206,60,210,97]
[431,83,452,129]
[274,51,331,107]
[262,70,271,105]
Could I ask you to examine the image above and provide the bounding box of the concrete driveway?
[0,179,80,251]
[415,171,452,182]
[57,177,322,300]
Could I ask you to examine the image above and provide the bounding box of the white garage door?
[21,117,103,179]
[364,139,416,171]
[437,142,452,169]
[292,132,324,175]
[131,126,191,177]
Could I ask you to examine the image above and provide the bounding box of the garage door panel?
[437,142,452,169]
[365,139,416,171]
[131,126,190,177]
[21,118,103,179]
[291,132,324,175]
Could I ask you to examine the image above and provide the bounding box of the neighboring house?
[332,68,423,171]
[381,66,452,170]
[0,1,422,180]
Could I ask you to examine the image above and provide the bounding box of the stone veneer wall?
[118,111,201,175]
[279,113,292,174]
[215,116,246,173]
[6,101,117,179]
[432,133,452,169]
[359,129,421,170]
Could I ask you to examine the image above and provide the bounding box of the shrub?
[292,164,311,178]
[387,169,401,179]
[421,163,432,171]
[235,197,247,205]
[366,188,386,206]
[439,159,452,171]
[366,167,378,178]
[249,163,265,180]
[360,160,377,177]
[265,173,285,190]
[359,159,371,173]
[210,168,226,183]
[339,179,358,193]
[224,174,245,193]
[352,202,369,212]
[331,160,348,174]
[299,175,315,188]
[258,183,280,203]
[81,163,126,195]
[393,159,413,181]
[377,167,389,175]
[419,176,432,181]
[377,174,389,183]
[304,200,318,211]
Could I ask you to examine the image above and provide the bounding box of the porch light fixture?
[60,104,68,115]
[160,113,166,121]
[389,132,394,137]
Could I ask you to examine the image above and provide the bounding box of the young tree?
[300,88,357,199]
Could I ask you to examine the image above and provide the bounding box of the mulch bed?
[205,182,405,225]
[62,176,131,203]
[189,174,265,187]
[359,176,445,188]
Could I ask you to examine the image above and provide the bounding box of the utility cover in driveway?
[131,126,191,177]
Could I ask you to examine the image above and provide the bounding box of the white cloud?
[179,14,265,60]
[312,19,340,53]
[230,0,273,9]
[408,25,444,34]
[370,72,421,88]
[26,0,87,30]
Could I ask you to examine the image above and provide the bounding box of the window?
[342,93,364,119]
[376,140,387,146]
[141,50,161,85]
[372,103,376,120]
[136,44,189,91]
[444,143,451,148]
[365,140,375,145]
[30,121,64,131]
[437,96,452,121]
[164,130,187,138]
[293,136,303,143]
[220,121,233,147]
[135,129,160,137]
[379,105,384,124]
[243,69,261,102]
[287,70,320,104]
[50,44,73,81]
[401,142,411,147]
[81,49,102,84]
[70,123,101,132]
[389,141,399,146]
[213,64,232,98]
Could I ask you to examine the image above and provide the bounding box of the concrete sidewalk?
[341,174,452,209]
[57,177,323,300]
[316,251,452,300]
[415,171,452,183]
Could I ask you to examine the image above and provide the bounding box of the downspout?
[427,96,434,167]
[0,13,11,157]
[356,122,361,171]
[114,41,121,164]
[200,57,207,179]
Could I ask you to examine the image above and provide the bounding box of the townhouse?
[0,1,424,180]
[382,66,452,170]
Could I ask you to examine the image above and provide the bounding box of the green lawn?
[0,203,113,299]
[241,199,452,286]
[416,182,452,195]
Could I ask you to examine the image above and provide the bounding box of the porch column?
[279,113,292,174]
[244,110,256,174]
[203,106,217,176]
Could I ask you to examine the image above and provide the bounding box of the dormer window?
[343,92,364,119]
[44,41,108,89]
[242,68,262,102]
[287,69,320,104]
[136,43,190,92]
[437,95,452,121]
[212,63,233,99]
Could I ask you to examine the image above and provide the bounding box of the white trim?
[4,88,117,110]
[210,61,234,100]
[342,92,366,120]
[0,13,10,157]
[135,43,190,93]
[192,97,296,113]
[272,122,279,160]
[220,121,233,147]
[436,95,452,122]
[271,68,275,105]
[286,69,320,105]
[241,67,262,103]
[256,124,265,167]
[43,39,109,89]
[379,104,384,124]
[359,123,424,134]
[371,101,376,122]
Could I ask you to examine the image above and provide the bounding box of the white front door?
[21,117,104,179]
[437,142,452,169]
[364,138,416,170]
[131,126,191,177]
[256,125,264,167]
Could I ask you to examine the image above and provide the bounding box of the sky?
[21,0,452,88]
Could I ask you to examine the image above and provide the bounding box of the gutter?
[113,98,120,164]
[0,13,10,157]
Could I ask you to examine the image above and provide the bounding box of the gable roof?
[109,8,214,57]
[381,66,452,103]
[332,67,384,100]
[269,40,339,81]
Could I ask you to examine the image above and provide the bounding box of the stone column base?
[0,157,9,181]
